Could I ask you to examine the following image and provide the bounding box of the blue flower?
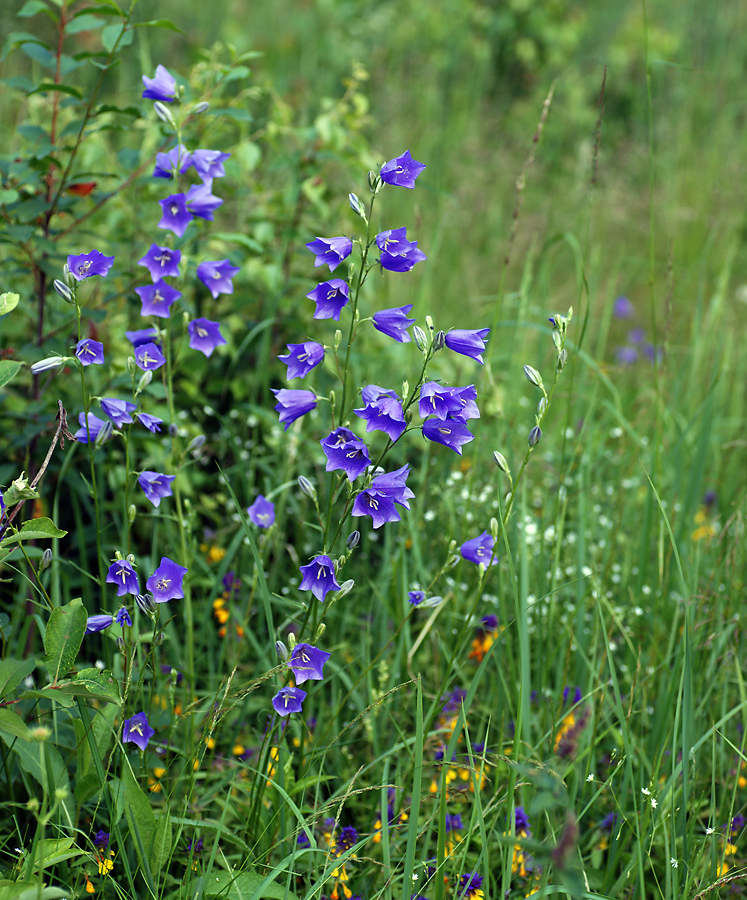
[444,328,490,364]
[380,150,426,189]
[305,236,353,272]
[247,494,275,528]
[75,339,104,366]
[459,531,497,566]
[351,465,414,529]
[157,193,193,237]
[272,389,317,430]
[375,227,427,272]
[288,643,331,684]
[106,559,139,596]
[134,342,166,371]
[142,65,177,102]
[115,606,132,627]
[152,143,191,179]
[307,279,350,320]
[188,318,227,358]
[136,412,163,433]
[138,471,175,508]
[422,415,475,455]
[372,305,415,343]
[298,555,341,602]
[86,614,114,634]
[353,384,406,442]
[146,557,188,603]
[122,712,155,750]
[279,342,325,379]
[136,281,181,318]
[418,382,479,422]
[196,259,240,298]
[67,249,114,281]
[138,245,181,281]
[74,412,107,444]
[186,182,223,220]
[320,427,370,481]
[272,686,307,717]
[188,149,231,185]
[100,398,137,428]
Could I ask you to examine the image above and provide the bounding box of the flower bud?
[187,435,206,454]
[346,530,361,549]
[489,517,499,538]
[368,170,381,193]
[412,325,427,351]
[557,349,568,371]
[336,579,354,598]
[53,279,74,303]
[433,330,446,351]
[128,504,136,524]
[191,101,210,115]
[551,329,562,350]
[135,593,157,615]
[422,595,443,608]
[298,475,316,501]
[401,380,409,400]
[348,192,366,220]
[334,329,343,352]
[425,315,435,332]
[30,356,65,375]
[168,423,178,437]
[136,369,153,394]
[528,425,542,448]
[40,548,53,572]
[62,264,76,289]
[95,419,113,448]
[537,397,547,417]
[275,640,288,662]
[493,450,510,475]
[153,101,176,127]
[314,622,326,640]
[523,365,543,389]
[126,356,136,376]
[446,553,461,570]
[116,636,125,653]
[29,725,51,743]
[153,631,165,646]
[287,631,297,649]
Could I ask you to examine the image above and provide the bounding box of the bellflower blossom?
[136,412,163,433]
[125,327,159,348]
[272,686,307,717]
[444,328,490,364]
[460,531,498,566]
[380,150,426,189]
[141,65,177,102]
[278,342,325,379]
[354,384,407,442]
[74,412,107,444]
[157,194,193,237]
[307,280,350,320]
[106,559,139,596]
[186,183,223,220]
[613,296,634,319]
[376,227,427,272]
[122,712,155,750]
[115,606,132,627]
[100,398,137,428]
[422,416,475,455]
[188,149,231,185]
[320,427,371,481]
[134,342,166,371]
[136,281,181,318]
[272,389,317,430]
[372,305,415,343]
[305,236,352,272]
[247,494,275,528]
[138,471,175,508]
[419,382,479,421]
[188,318,227,357]
[146,557,188,603]
[152,143,191,179]
[86,614,113,634]
[75,339,104,366]
[288,643,331,684]
[138,245,181,281]
[351,464,414,529]
[197,259,240,298]
[298,554,341,602]
[67,250,114,281]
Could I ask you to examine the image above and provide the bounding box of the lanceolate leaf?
[42,597,87,685]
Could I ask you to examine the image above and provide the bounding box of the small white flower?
[706,827,715,835]
[651,798,658,809]
[670,857,678,868]
[587,773,595,782]
[641,787,651,796]
[412,874,419,882]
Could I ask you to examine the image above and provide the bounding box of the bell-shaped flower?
[298,554,341,602]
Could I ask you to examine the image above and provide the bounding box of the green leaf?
[211,232,263,253]
[0,517,67,545]
[91,0,125,13]
[135,19,183,33]
[96,103,140,117]
[30,838,86,871]
[17,1,56,17]
[28,83,82,98]
[0,32,48,63]
[0,731,74,821]
[42,596,86,684]
[0,884,69,900]
[121,758,156,891]
[150,812,173,877]
[0,293,19,316]
[208,107,253,122]
[0,657,36,699]
[53,667,122,705]
[0,709,32,741]
[65,14,105,34]
[18,688,75,708]
[101,22,131,53]
[0,361,21,391]
[204,872,299,900]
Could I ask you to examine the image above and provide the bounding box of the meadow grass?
[0,1,745,899]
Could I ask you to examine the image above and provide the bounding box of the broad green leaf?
[150,812,173,877]
[208,107,253,122]
[30,838,85,871]
[18,688,75,708]
[101,22,131,53]
[211,232,263,252]
[74,770,103,804]
[17,1,56,17]
[0,657,35,699]
[0,293,19,316]
[121,759,157,892]
[135,19,183,33]
[91,0,125,13]
[0,731,74,821]
[205,872,299,900]
[75,701,117,780]
[0,709,32,741]
[65,14,105,34]
[0,361,22,390]
[1,517,67,545]
[28,83,82,98]
[42,596,86,684]
[54,667,121,705]
[0,884,69,900]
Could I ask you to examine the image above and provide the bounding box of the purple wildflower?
[75,339,104,366]
[146,557,188,603]
[67,250,114,281]
[272,389,317,430]
[152,143,191,179]
[122,712,155,750]
[279,341,325,379]
[613,296,634,319]
[459,530,497,566]
[125,327,159,348]
[615,346,638,365]
[298,554,341,602]
[134,342,166,371]
[196,259,240,298]
[351,464,414,529]
[92,831,110,849]
[138,245,181,282]
[188,318,227,357]
[188,149,231,185]
[115,606,132,627]
[247,494,275,528]
[305,236,353,272]
[136,412,163,433]
[422,416,475,455]
[106,559,139,596]
[138,471,175,508]
[408,590,425,606]
[307,279,350,320]
[136,281,181,318]
[444,328,490,364]
[85,614,114,634]
[272,686,307,717]
[373,305,415,343]
[320,427,370,481]
[186,182,223,220]
[418,382,479,421]
[141,65,177,102]
[100,398,137,428]
[74,412,107,444]
[375,227,427,272]
[380,150,426,189]
[157,193,193,237]
[353,384,406,442]
[288,643,331,684]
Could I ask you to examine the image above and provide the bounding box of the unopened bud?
[557,349,568,371]
[153,631,165,646]
[336,579,354,598]
[53,279,74,303]
[492,450,510,475]
[446,553,461,570]
[413,325,427,351]
[425,315,435,332]
[95,419,113,448]
[314,622,326,640]
[401,380,409,399]
[346,530,360,549]
[187,435,206,453]
[528,425,542,448]
[30,356,65,375]
[62,264,76,289]
[334,330,343,352]
[537,397,547,417]
[368,170,381,193]
[433,330,446,351]
[40,548,53,572]
[135,593,156,615]
[287,631,297,649]
[136,369,153,394]
[523,365,543,389]
[489,517,499,539]
[126,356,136,376]
[191,101,210,115]
[551,329,562,350]
[298,475,316,501]
[153,101,176,127]
[275,640,288,662]
[116,636,125,652]
[168,423,178,437]
[128,504,136,524]
[348,193,366,220]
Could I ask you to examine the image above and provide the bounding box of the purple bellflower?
[136,412,163,433]
[188,318,227,357]
[122,712,155,750]
[197,259,240,298]
[298,555,341,602]
[422,416,475,455]
[67,250,114,281]
[272,389,317,430]
[307,279,350,320]
[93,831,110,850]
[139,245,181,281]
[100,398,137,428]
[419,382,479,421]
[136,281,181,318]
[375,227,427,272]
[272,686,307,717]
[188,149,231,185]
[74,412,107,444]
[615,346,638,365]
[186,183,223,220]
[460,530,498,566]
[380,150,426,189]
[146,557,188,603]
[320,427,370,481]
[279,342,325,379]
[444,328,490,364]
[75,339,104,366]
[305,236,353,272]
[354,384,407,442]
[138,471,175,508]
[408,590,426,606]
[134,342,166,371]
[157,194,193,237]
[142,65,177,102]
[351,464,414,529]
[116,606,132,627]
[247,494,275,528]
[125,327,159,348]
[613,296,634,319]
[86,614,113,634]
[106,559,139,596]
[288,643,331,684]
[373,305,415,343]
[152,143,191,179]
